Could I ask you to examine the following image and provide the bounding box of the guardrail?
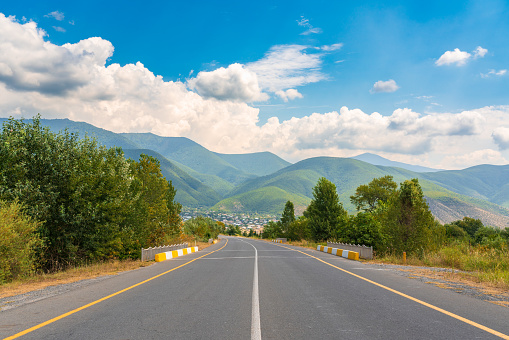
[327,242,373,260]
[141,243,188,261]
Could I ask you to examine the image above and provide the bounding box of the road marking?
[4,239,229,340]
[238,239,262,340]
[276,243,509,340]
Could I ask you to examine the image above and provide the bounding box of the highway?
[1,236,509,339]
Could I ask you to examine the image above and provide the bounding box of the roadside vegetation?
[0,117,213,286]
[258,176,509,289]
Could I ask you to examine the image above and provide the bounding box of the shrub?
[0,200,42,283]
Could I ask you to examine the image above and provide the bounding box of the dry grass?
[0,240,216,299]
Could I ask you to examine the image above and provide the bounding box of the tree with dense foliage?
[350,175,397,212]
[0,117,183,270]
[262,221,282,239]
[304,177,347,242]
[0,200,42,283]
[446,217,483,239]
[280,201,295,234]
[184,216,222,241]
[379,179,444,255]
[342,212,384,249]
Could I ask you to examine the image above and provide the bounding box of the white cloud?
[297,16,322,35]
[370,79,399,93]
[481,69,507,78]
[53,26,66,32]
[320,43,343,51]
[187,63,268,102]
[275,89,303,102]
[436,46,488,66]
[0,14,508,170]
[492,127,509,150]
[246,44,326,92]
[473,46,488,59]
[45,11,64,21]
[436,48,471,66]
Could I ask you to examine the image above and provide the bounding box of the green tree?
[280,201,295,235]
[0,200,42,283]
[350,175,397,212]
[448,217,483,239]
[380,179,442,255]
[343,212,385,249]
[262,221,282,239]
[304,177,347,242]
[0,117,183,268]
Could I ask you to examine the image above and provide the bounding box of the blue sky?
[1,1,509,169]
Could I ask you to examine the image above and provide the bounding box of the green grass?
[376,242,509,289]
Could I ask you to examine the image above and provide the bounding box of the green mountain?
[122,149,222,208]
[214,151,291,176]
[351,153,441,172]
[420,165,509,208]
[212,186,311,215]
[3,118,509,227]
[0,118,139,150]
[217,157,509,227]
[120,133,255,186]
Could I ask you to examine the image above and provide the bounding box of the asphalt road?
[1,236,509,339]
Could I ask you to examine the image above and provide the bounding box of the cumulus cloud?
[0,14,508,170]
[187,63,268,102]
[436,46,487,66]
[53,26,66,32]
[492,127,509,150]
[275,89,303,102]
[436,48,471,66]
[370,79,399,93]
[473,46,488,59]
[247,44,326,92]
[0,15,113,95]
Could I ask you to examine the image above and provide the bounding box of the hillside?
[3,118,509,227]
[122,149,222,208]
[351,153,441,172]
[214,151,291,176]
[219,157,509,228]
[421,165,509,208]
[0,118,139,149]
[120,133,255,186]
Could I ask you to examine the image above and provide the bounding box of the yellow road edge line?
[4,239,229,340]
[276,243,509,340]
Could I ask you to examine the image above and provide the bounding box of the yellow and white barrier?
[317,245,359,261]
[155,246,198,262]
[272,239,283,243]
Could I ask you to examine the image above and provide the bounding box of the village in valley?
[181,208,275,235]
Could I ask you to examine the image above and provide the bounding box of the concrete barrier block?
[317,245,359,261]
[155,246,198,262]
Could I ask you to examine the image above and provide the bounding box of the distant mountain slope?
[214,152,291,176]
[120,133,255,186]
[421,165,509,208]
[0,118,139,150]
[212,186,311,215]
[122,149,222,208]
[351,153,441,172]
[219,157,509,228]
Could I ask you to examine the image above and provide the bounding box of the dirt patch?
[367,263,509,307]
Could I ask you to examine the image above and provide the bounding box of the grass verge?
[0,239,215,299]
